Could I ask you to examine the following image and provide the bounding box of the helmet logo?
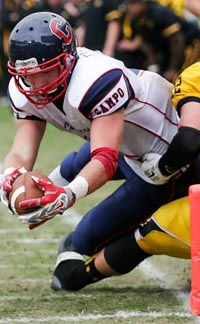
[49,17,72,45]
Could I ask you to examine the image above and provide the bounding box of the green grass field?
[0,103,199,324]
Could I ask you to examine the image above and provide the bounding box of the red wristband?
[91,147,118,180]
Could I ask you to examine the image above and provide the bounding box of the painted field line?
[0,193,196,321]
[0,209,80,235]
[62,209,83,227]
[0,238,60,244]
[0,249,56,256]
[0,264,52,269]
[0,293,92,301]
[138,259,189,304]
[0,278,50,284]
[138,260,189,305]
[0,310,194,323]
[138,260,200,323]
[0,210,81,246]
[0,228,28,234]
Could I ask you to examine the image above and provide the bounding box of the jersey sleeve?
[78,69,134,120]
[8,94,44,121]
[8,78,45,121]
[172,62,200,113]
[103,0,122,22]
[156,0,185,17]
[149,4,182,37]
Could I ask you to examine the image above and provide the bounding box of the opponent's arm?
[142,102,200,184]
[158,102,200,174]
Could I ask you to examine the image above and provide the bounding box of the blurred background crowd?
[0,0,200,100]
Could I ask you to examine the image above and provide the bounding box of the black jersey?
[132,1,200,71]
[79,0,122,51]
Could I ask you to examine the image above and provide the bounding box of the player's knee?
[60,151,78,182]
[104,233,150,274]
[60,141,91,183]
[72,229,94,255]
[73,141,91,172]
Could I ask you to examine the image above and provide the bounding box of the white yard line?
[0,238,60,244]
[0,311,194,323]
[0,202,199,322]
[62,209,83,227]
[0,209,81,235]
[138,260,200,323]
[0,293,92,301]
[0,228,27,234]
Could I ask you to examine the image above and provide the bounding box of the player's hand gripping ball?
[8,171,52,215]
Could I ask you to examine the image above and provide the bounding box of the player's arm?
[102,0,122,57]
[151,4,185,82]
[103,20,121,57]
[142,65,200,183]
[17,109,124,228]
[162,30,185,82]
[157,99,200,176]
[76,109,123,193]
[186,0,200,16]
[3,119,46,172]
[142,102,200,182]
[18,69,129,227]
[1,119,46,211]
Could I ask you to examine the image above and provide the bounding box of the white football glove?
[17,176,75,229]
[141,153,188,185]
[1,166,27,213]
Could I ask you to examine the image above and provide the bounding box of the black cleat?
[50,251,84,291]
[51,232,83,291]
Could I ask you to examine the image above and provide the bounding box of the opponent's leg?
[51,231,150,291]
[51,233,107,291]
[68,161,198,256]
[51,197,191,291]
[136,197,190,258]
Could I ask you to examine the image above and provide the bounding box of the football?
[9,171,52,215]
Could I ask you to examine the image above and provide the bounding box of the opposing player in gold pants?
[51,196,191,291]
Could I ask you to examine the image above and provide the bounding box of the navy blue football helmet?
[8,12,78,108]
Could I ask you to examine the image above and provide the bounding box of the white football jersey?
[8,47,179,183]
